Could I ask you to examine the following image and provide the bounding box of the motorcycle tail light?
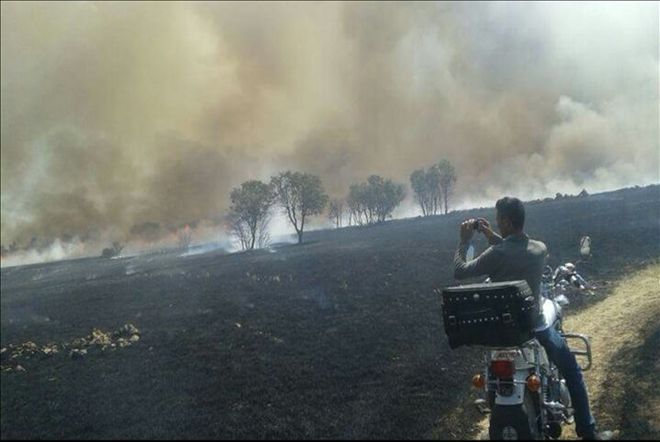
[526,374,541,392]
[472,373,485,389]
[490,360,515,378]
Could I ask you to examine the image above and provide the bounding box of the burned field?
[1,185,659,439]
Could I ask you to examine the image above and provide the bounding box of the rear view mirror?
[580,236,591,258]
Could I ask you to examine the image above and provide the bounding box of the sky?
[1,1,658,254]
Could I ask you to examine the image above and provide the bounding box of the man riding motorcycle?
[453,196,611,440]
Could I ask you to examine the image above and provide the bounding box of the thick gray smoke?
[1,1,658,256]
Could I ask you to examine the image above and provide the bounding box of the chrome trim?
[562,333,593,371]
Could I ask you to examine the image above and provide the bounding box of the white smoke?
[1,1,657,264]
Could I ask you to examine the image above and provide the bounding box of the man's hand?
[460,219,476,243]
[476,217,503,245]
[475,217,492,236]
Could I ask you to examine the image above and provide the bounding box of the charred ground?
[1,185,659,439]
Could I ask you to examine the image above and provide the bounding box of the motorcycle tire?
[489,392,540,440]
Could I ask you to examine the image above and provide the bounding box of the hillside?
[1,185,659,439]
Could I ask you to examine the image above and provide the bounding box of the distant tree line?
[225,158,458,250]
[1,159,460,257]
[12,180,660,260]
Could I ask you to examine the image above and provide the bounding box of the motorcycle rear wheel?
[489,392,540,440]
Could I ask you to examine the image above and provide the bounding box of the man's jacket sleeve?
[454,242,501,280]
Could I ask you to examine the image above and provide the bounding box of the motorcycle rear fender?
[491,369,528,405]
[488,349,536,406]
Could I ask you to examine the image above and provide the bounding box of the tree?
[347,175,405,225]
[410,169,430,216]
[437,159,457,214]
[177,225,193,250]
[410,166,442,216]
[347,182,372,225]
[227,211,251,251]
[369,175,405,223]
[271,171,328,244]
[227,180,274,250]
[348,182,370,226]
[328,198,344,228]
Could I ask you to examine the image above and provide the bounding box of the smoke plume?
[1,1,658,255]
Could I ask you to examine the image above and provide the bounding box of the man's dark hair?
[496,197,525,230]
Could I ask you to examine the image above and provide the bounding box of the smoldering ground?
[1,2,658,259]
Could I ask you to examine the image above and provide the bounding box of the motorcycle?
[441,263,593,440]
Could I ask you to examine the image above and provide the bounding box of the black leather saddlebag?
[441,281,538,349]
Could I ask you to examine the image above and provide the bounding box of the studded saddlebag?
[441,281,538,349]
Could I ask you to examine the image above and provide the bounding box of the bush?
[101,241,124,258]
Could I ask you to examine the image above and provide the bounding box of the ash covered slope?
[1,185,658,439]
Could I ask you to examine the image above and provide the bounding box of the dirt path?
[561,263,660,440]
[469,262,660,440]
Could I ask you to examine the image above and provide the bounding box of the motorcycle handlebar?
[569,275,581,288]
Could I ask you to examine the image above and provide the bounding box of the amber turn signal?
[472,373,486,389]
[526,374,541,392]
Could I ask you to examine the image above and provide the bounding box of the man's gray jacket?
[454,232,548,327]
